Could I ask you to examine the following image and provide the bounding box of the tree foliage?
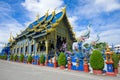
[84,43,89,48]
[112,53,119,68]
[90,50,104,70]
[40,54,45,64]
[27,55,32,63]
[20,54,24,62]
[13,54,18,61]
[58,52,67,66]
[93,42,106,51]
[10,54,13,60]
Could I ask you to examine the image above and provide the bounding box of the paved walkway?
[0,60,120,80]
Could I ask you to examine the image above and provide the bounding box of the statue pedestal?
[106,62,116,76]
[45,60,48,66]
[54,61,57,68]
[76,60,84,71]
[84,63,89,72]
[106,63,113,72]
[68,62,72,70]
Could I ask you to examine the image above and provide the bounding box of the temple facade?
[9,7,76,56]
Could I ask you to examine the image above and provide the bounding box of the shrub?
[13,54,18,61]
[0,55,4,59]
[117,54,120,61]
[58,52,67,66]
[20,54,24,62]
[0,56,2,59]
[10,54,13,60]
[90,50,104,70]
[39,54,45,64]
[27,55,32,63]
[4,54,7,60]
[112,53,119,69]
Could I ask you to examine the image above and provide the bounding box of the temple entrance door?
[56,35,66,54]
[37,41,46,55]
[48,40,54,58]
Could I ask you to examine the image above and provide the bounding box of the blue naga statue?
[72,26,90,60]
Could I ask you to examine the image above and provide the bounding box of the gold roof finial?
[16,33,19,36]
[62,5,67,10]
[106,44,110,52]
[54,7,57,11]
[45,9,49,16]
[8,32,13,43]
[52,8,57,15]
[36,13,40,20]
[4,43,7,47]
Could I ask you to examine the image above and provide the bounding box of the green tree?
[90,50,104,70]
[84,43,89,48]
[112,53,119,69]
[10,54,13,60]
[40,54,45,64]
[20,54,24,62]
[27,55,32,63]
[58,52,67,66]
[13,54,18,61]
[92,42,106,51]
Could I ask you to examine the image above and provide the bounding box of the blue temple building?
[7,7,76,57]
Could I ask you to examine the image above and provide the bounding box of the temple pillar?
[12,48,14,54]
[45,36,49,66]
[15,47,17,54]
[19,45,21,54]
[23,40,25,55]
[45,38,48,55]
[54,30,57,54]
[34,40,37,56]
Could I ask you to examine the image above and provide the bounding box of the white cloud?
[0,1,24,43]
[76,0,120,18]
[100,29,120,44]
[21,0,64,20]
[95,0,120,12]
[0,19,24,43]
[68,16,78,29]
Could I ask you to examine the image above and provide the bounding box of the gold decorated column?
[45,36,48,55]
[54,29,57,54]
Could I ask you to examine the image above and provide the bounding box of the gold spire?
[4,43,7,47]
[8,32,13,43]
[106,44,110,52]
[46,9,49,16]
[36,13,40,20]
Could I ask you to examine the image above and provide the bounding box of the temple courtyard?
[0,60,120,80]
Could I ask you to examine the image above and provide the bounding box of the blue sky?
[0,0,120,50]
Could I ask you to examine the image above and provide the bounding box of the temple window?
[56,35,67,52]
[40,41,46,51]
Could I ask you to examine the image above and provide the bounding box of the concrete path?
[0,60,120,80]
